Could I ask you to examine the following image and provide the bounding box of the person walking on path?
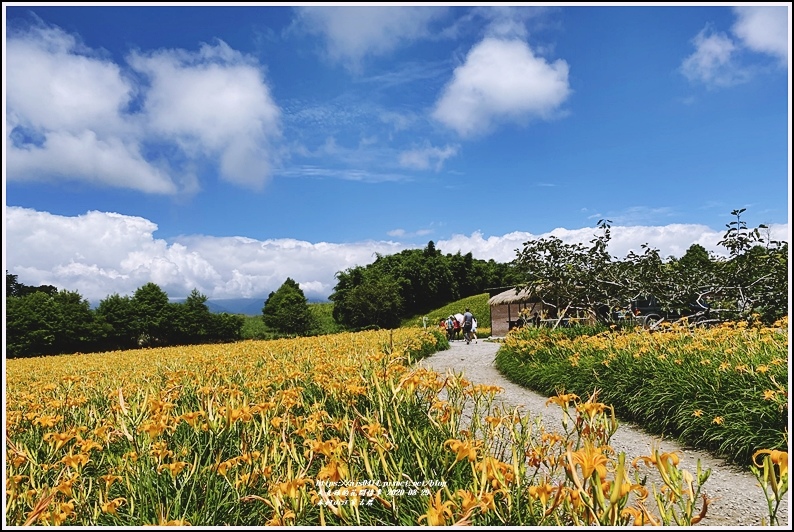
[462,308,474,344]
[445,315,455,341]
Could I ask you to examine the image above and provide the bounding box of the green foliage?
[5,292,60,357]
[329,242,519,330]
[51,289,104,354]
[6,271,57,297]
[7,282,244,357]
[132,282,172,346]
[262,278,313,335]
[169,289,244,345]
[95,293,138,350]
[308,302,345,335]
[511,210,788,326]
[242,302,346,340]
[330,268,404,330]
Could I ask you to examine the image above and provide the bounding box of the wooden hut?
[488,287,544,337]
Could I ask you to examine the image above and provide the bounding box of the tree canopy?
[262,278,313,335]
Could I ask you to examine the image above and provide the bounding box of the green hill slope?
[400,293,491,335]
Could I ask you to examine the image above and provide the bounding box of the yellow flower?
[100,474,122,489]
[455,489,479,514]
[545,392,579,408]
[101,497,126,515]
[61,452,89,470]
[317,458,349,483]
[712,416,724,425]
[692,409,703,417]
[762,390,776,401]
[528,482,557,506]
[569,442,608,481]
[417,489,455,526]
[157,461,189,478]
[753,449,788,479]
[444,438,479,463]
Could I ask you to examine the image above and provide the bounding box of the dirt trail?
[415,338,789,527]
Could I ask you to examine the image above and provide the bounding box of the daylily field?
[4,324,789,526]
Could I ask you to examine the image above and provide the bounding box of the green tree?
[51,289,102,354]
[6,271,58,297]
[131,282,172,346]
[5,292,59,357]
[511,211,787,327]
[95,293,138,350]
[6,271,22,297]
[172,288,213,344]
[330,270,403,330]
[262,278,313,335]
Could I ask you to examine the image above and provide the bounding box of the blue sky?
[3,3,791,303]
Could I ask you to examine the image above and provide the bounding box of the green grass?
[400,293,492,337]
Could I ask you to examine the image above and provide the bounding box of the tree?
[6,271,57,297]
[262,278,313,335]
[172,288,213,344]
[330,271,403,330]
[5,291,59,357]
[95,293,138,350]
[51,289,102,354]
[131,282,172,346]
[511,211,787,327]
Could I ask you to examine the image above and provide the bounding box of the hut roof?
[488,287,538,305]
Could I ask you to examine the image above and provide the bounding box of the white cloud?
[732,6,789,64]
[680,26,747,87]
[4,23,179,193]
[5,23,282,193]
[127,40,282,190]
[7,208,788,303]
[433,38,571,138]
[294,6,447,70]
[681,7,789,88]
[4,207,405,302]
[399,144,459,171]
[7,129,179,194]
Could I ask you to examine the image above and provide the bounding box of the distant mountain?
[206,297,330,315]
[205,298,264,316]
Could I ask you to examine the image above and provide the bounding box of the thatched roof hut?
[487,287,537,306]
[488,287,544,337]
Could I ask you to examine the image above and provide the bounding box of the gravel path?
[415,338,790,527]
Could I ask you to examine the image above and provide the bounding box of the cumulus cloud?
[128,40,282,190]
[5,22,282,193]
[433,38,571,138]
[731,6,789,64]
[293,6,448,70]
[7,207,788,303]
[5,207,405,302]
[681,6,789,88]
